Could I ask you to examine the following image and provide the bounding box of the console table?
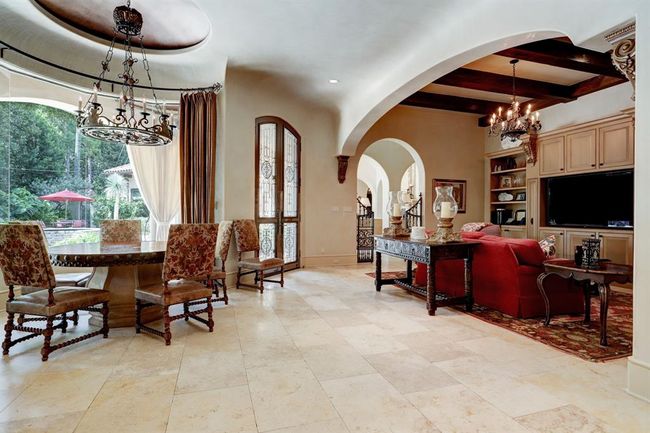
[374,236,479,316]
[537,259,633,346]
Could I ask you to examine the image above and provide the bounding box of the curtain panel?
[127,137,180,241]
[179,91,218,224]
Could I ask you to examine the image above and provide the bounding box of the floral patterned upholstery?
[233,219,259,253]
[0,224,56,289]
[100,220,142,244]
[216,221,234,264]
[162,224,218,282]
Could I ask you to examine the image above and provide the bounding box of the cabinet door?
[526,178,539,240]
[501,226,526,239]
[599,121,634,169]
[566,230,597,261]
[539,136,566,176]
[599,231,634,265]
[566,129,597,173]
[538,228,566,258]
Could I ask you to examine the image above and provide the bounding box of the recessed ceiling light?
[329,79,339,84]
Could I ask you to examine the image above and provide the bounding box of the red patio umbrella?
[39,189,93,220]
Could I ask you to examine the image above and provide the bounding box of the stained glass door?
[255,117,301,270]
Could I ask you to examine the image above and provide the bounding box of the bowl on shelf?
[497,192,514,202]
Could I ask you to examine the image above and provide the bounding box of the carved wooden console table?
[49,241,167,328]
[374,236,479,316]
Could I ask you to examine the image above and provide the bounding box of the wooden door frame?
[255,116,301,270]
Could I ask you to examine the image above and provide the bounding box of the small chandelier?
[488,59,541,143]
[76,0,174,146]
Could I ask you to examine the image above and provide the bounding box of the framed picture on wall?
[433,178,467,213]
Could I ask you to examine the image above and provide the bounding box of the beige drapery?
[179,91,217,223]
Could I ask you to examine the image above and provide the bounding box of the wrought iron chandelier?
[76,0,174,146]
[488,59,542,142]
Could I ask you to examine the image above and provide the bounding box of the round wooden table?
[48,242,167,328]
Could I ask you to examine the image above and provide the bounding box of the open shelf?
[491,167,527,175]
[491,201,526,205]
[490,186,527,192]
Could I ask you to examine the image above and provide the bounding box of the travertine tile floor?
[0,263,648,433]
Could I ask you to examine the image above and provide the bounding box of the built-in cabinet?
[500,226,527,239]
[539,119,634,177]
[537,227,633,265]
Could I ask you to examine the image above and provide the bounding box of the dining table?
[48,241,167,328]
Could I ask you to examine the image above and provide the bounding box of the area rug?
[366,271,632,362]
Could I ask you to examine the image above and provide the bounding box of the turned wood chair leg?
[72,310,79,326]
[102,302,110,338]
[61,312,68,334]
[41,317,54,362]
[222,279,229,305]
[280,266,285,288]
[2,313,14,356]
[236,267,242,289]
[183,302,190,322]
[259,269,265,294]
[207,297,214,332]
[163,306,172,346]
[135,299,142,334]
[16,314,25,326]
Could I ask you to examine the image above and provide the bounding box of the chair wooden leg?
[259,270,265,294]
[61,312,68,334]
[222,279,229,305]
[2,313,14,356]
[212,279,220,300]
[41,317,54,362]
[102,302,110,338]
[206,297,214,332]
[16,314,25,326]
[280,266,285,288]
[183,302,190,322]
[72,310,79,326]
[236,267,242,289]
[163,306,172,346]
[135,299,142,334]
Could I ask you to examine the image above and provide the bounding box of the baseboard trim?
[302,254,357,267]
[627,356,650,402]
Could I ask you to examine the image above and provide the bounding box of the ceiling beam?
[496,40,624,78]
[434,68,574,101]
[401,92,503,115]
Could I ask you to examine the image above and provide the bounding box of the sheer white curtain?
[127,136,180,241]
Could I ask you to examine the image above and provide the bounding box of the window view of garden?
[0,101,150,245]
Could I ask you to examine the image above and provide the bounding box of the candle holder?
[383,191,409,237]
[581,238,601,269]
[428,185,461,244]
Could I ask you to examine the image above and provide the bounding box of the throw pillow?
[461,222,488,232]
[539,234,556,258]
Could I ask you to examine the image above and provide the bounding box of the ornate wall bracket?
[605,23,636,100]
[336,155,349,184]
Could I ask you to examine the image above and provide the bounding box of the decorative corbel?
[605,23,636,100]
[522,133,538,165]
[336,155,350,184]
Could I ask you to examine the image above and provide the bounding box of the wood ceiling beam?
[434,68,574,101]
[400,92,504,115]
[496,40,624,78]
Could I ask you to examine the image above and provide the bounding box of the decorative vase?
[429,186,461,243]
[581,238,601,269]
[383,191,409,237]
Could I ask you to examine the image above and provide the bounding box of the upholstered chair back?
[162,224,218,282]
[0,224,56,289]
[100,220,142,244]
[216,221,234,265]
[233,219,259,254]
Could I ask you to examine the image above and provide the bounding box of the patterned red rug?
[366,271,632,362]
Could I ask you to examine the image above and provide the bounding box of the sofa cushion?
[461,231,485,240]
[502,238,546,266]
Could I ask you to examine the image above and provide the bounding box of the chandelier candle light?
[429,185,461,243]
[488,59,542,143]
[76,0,174,146]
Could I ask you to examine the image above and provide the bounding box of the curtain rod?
[0,40,223,93]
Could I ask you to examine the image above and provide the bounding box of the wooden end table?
[537,258,633,346]
[374,235,479,316]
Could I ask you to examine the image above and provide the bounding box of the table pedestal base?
[87,264,163,328]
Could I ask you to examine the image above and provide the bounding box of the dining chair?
[135,223,217,345]
[100,219,142,244]
[233,219,284,294]
[0,224,110,361]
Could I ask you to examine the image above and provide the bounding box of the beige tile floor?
[0,263,648,433]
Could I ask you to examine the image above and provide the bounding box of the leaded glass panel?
[283,222,297,263]
[283,128,298,217]
[258,223,276,260]
[258,123,276,218]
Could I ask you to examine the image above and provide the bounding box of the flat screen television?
[546,170,633,229]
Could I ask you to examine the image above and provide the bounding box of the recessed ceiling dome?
[34,0,210,50]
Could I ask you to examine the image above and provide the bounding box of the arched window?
[255,116,301,269]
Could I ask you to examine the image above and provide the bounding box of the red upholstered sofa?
[415,232,584,318]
